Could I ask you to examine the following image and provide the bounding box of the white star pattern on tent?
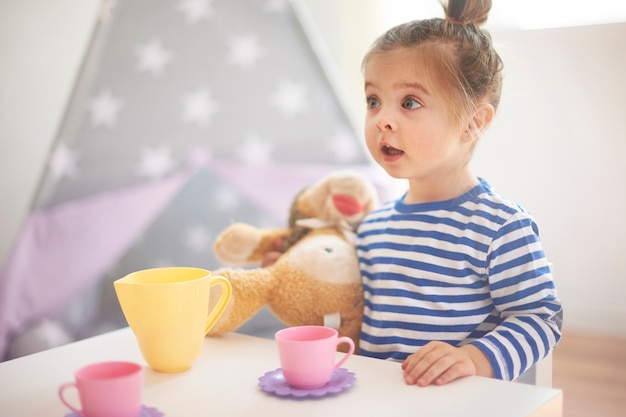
[177,0,214,24]
[88,89,124,128]
[236,133,273,166]
[137,145,175,179]
[228,34,264,70]
[184,225,212,252]
[271,81,308,117]
[49,142,79,180]
[326,128,363,162]
[181,89,218,126]
[136,38,173,77]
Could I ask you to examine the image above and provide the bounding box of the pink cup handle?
[58,382,84,416]
[334,336,355,370]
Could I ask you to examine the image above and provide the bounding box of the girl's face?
[363,48,476,201]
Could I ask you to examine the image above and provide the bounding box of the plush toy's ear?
[213,223,291,266]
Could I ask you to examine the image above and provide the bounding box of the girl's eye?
[366,96,380,109]
[402,97,421,110]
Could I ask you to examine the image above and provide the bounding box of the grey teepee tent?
[0,0,386,360]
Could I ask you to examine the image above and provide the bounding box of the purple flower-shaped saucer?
[64,404,163,417]
[258,368,356,398]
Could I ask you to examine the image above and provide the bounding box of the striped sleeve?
[469,211,563,380]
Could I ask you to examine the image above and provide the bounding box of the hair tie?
[446,16,461,24]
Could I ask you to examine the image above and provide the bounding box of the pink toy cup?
[58,361,143,417]
[276,325,355,389]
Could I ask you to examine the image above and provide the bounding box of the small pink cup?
[58,361,143,417]
[276,325,355,389]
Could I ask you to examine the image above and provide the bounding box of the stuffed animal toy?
[207,170,379,348]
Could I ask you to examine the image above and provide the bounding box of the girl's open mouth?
[382,145,403,155]
[381,144,404,162]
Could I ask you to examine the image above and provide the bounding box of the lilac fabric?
[0,170,192,359]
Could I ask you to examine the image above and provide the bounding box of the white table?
[0,327,562,417]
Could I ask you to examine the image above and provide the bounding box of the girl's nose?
[375,111,396,131]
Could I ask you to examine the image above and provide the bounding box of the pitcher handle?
[204,275,232,334]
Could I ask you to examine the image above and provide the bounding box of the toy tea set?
[57,171,377,415]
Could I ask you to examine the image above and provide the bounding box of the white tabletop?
[0,327,562,417]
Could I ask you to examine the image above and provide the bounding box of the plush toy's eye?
[324,247,333,254]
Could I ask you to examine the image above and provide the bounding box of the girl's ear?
[463,103,495,142]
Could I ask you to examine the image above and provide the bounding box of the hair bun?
[444,0,492,27]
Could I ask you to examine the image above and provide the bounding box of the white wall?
[301,0,626,337]
[474,24,626,336]
[1,0,624,337]
[0,0,101,266]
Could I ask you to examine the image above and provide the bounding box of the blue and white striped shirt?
[356,179,563,380]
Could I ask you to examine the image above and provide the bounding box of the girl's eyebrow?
[397,82,431,96]
[364,81,431,96]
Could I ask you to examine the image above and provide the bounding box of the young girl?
[357,0,563,386]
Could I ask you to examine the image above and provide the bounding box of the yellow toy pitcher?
[114,267,232,372]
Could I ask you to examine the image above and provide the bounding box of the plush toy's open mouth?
[332,194,364,216]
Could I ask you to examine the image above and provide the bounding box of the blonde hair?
[363,0,503,131]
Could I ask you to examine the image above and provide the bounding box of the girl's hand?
[401,341,492,386]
